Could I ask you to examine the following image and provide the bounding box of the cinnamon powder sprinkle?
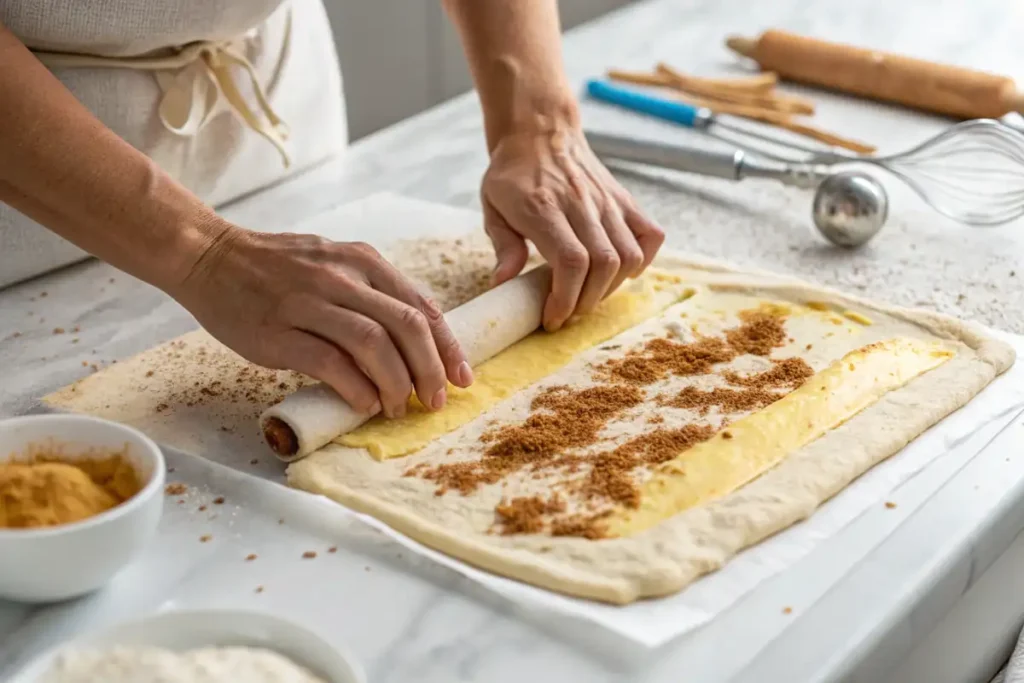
[661,386,780,415]
[302,551,317,559]
[726,311,788,356]
[411,306,807,539]
[603,336,735,386]
[417,384,642,496]
[164,483,187,495]
[724,357,813,390]
[246,554,257,561]
[494,495,566,535]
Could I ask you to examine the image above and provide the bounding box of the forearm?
[441,0,579,151]
[0,24,225,292]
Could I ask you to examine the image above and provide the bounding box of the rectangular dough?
[287,250,1014,604]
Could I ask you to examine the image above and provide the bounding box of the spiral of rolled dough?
[261,266,552,461]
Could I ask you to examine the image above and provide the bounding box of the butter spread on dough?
[605,337,954,536]
[336,274,693,459]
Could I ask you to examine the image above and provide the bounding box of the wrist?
[154,208,236,299]
[482,69,581,151]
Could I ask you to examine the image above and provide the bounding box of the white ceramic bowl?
[10,609,366,683]
[0,414,165,602]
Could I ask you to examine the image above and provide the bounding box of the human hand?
[172,228,472,418]
[480,125,665,331]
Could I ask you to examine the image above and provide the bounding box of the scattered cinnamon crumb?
[661,385,781,415]
[724,357,813,390]
[722,431,733,440]
[213,496,225,505]
[493,495,566,534]
[885,501,897,509]
[40,291,48,297]
[52,327,65,335]
[302,551,317,559]
[198,505,207,512]
[246,554,257,561]
[255,585,264,593]
[145,370,154,377]
[328,546,338,553]
[249,458,259,465]
[164,483,187,495]
[602,336,735,386]
[417,384,642,496]
[725,310,788,356]
[783,606,793,614]
[200,534,212,543]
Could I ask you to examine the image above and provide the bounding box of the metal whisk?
[587,79,1024,227]
[809,119,1024,227]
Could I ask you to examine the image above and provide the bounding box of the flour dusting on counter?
[41,646,326,683]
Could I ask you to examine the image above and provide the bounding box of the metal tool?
[587,79,830,161]
[808,119,1024,227]
[584,130,888,247]
[588,79,1024,228]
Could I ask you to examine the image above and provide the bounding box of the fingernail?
[395,401,407,419]
[457,361,473,386]
[431,388,447,410]
[369,400,382,416]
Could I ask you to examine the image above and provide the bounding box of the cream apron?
[0,0,348,289]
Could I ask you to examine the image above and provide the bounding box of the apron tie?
[31,12,293,168]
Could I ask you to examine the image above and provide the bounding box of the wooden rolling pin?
[726,29,1024,119]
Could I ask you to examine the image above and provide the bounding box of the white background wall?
[322,0,635,140]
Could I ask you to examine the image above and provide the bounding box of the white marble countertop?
[4,0,1024,681]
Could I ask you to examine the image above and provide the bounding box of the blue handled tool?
[585,79,705,128]
[584,78,838,161]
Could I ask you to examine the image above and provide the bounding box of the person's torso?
[0,0,348,289]
[0,0,284,56]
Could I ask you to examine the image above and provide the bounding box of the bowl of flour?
[10,609,365,683]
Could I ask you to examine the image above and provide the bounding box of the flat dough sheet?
[287,249,1014,604]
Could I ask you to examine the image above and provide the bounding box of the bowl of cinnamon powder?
[0,414,165,602]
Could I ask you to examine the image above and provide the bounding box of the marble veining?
[3,0,1024,681]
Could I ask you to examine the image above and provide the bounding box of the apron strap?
[31,10,293,168]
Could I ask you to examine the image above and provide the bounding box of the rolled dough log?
[261,265,553,461]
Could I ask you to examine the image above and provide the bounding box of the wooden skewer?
[601,65,874,154]
[653,68,779,93]
[605,69,675,88]
[655,64,815,115]
[607,69,810,116]
[671,92,876,154]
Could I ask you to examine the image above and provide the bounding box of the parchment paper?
[36,194,1024,648]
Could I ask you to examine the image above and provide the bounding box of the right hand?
[171,226,473,418]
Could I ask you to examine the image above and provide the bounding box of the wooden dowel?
[655,64,815,115]
[605,69,674,88]
[672,92,876,154]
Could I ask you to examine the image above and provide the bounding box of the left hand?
[480,124,665,331]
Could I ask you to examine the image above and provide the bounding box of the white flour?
[41,646,327,683]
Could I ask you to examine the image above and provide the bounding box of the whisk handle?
[584,130,742,179]
[586,80,712,129]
